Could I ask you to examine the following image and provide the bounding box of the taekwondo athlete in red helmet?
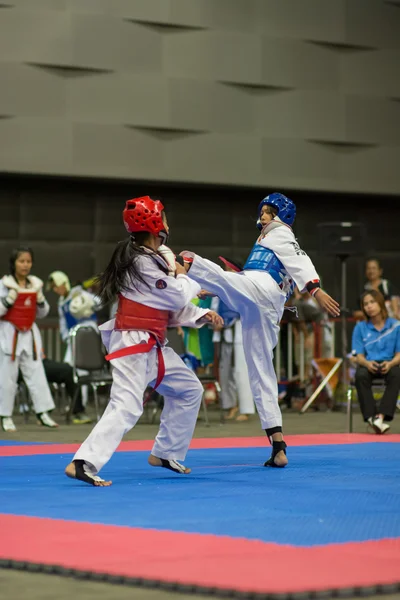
[181,193,340,468]
[65,196,223,486]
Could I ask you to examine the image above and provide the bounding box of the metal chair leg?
[92,384,100,422]
[346,387,353,433]
[214,381,224,424]
[60,384,67,415]
[20,383,31,423]
[66,385,80,424]
[16,384,29,423]
[201,392,210,427]
[53,384,62,413]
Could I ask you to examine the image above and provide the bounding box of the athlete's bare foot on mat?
[271,450,288,467]
[264,440,288,468]
[148,454,191,474]
[65,460,112,487]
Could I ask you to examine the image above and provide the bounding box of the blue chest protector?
[218,300,239,328]
[62,299,97,331]
[243,243,294,299]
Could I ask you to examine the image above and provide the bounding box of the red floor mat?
[2,432,400,457]
[1,514,400,595]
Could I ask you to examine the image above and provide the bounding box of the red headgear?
[123,196,166,240]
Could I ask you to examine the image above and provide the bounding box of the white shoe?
[372,416,390,435]
[1,417,17,432]
[37,412,59,428]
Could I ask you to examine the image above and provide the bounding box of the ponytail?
[97,234,153,305]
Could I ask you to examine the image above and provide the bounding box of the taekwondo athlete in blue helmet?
[181,193,340,468]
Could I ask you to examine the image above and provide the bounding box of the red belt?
[10,328,37,362]
[105,337,165,390]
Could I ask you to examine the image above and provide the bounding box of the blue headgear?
[256,193,296,230]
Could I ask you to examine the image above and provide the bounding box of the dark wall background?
[1,175,399,318]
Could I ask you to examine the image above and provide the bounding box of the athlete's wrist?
[310,287,322,298]
[306,279,321,296]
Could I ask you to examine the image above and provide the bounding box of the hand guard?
[158,245,177,277]
[2,288,18,309]
[179,251,194,265]
[36,289,46,305]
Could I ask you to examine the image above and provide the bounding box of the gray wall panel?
[0,0,399,194]
[0,119,72,173]
[0,63,66,117]
[255,0,346,43]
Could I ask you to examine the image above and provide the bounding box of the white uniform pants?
[0,350,55,417]
[219,341,255,414]
[234,334,255,415]
[188,256,284,429]
[73,346,203,474]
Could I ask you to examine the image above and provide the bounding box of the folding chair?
[15,378,31,423]
[66,325,113,423]
[197,372,222,426]
[51,382,68,415]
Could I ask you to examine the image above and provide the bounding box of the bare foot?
[148,454,191,474]
[65,461,112,487]
[264,438,289,468]
[226,407,239,420]
[236,414,249,422]
[273,450,289,467]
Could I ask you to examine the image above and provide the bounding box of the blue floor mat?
[1,443,400,547]
[0,440,53,446]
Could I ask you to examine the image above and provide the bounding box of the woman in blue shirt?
[352,290,400,433]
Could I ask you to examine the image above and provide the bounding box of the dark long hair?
[96,233,156,305]
[365,256,382,269]
[360,289,388,321]
[9,246,34,277]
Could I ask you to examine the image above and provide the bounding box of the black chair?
[66,325,113,423]
[15,377,31,423]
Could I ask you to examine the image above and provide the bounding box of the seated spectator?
[17,349,92,425]
[352,290,400,434]
[354,258,399,320]
[42,356,92,424]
